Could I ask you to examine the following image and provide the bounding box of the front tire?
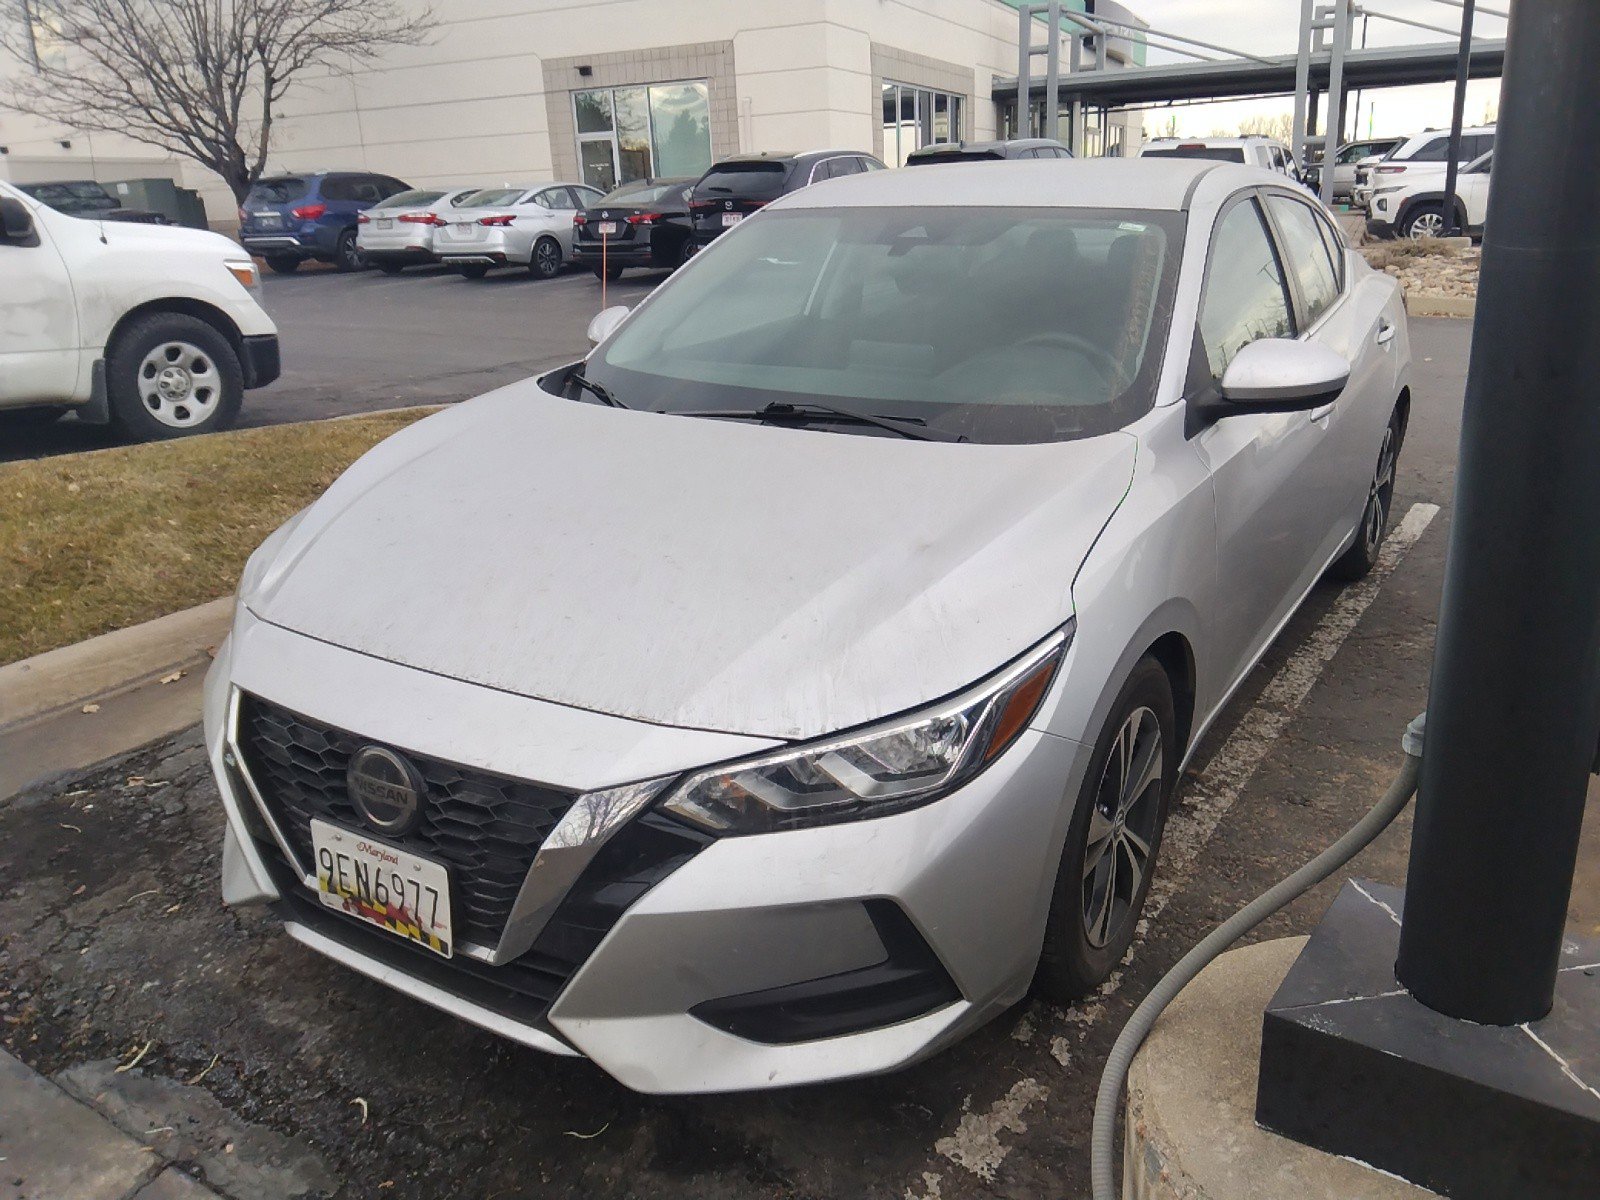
[1330,407,1403,581]
[1401,203,1446,240]
[530,237,562,279]
[106,313,243,441]
[1036,657,1177,1003]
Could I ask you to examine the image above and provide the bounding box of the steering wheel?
[1012,330,1122,379]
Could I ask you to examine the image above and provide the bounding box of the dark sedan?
[572,178,696,279]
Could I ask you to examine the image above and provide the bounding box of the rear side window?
[1408,136,1452,162]
[1143,145,1247,163]
[1199,198,1295,379]
[1267,194,1341,328]
[814,156,862,181]
[374,189,445,210]
[695,162,789,200]
[247,178,307,205]
[460,187,523,207]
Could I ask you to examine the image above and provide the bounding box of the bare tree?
[1237,112,1296,143]
[0,0,429,202]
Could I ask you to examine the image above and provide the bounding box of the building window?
[574,81,712,192]
[880,81,963,167]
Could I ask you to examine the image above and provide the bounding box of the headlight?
[1374,186,1405,196]
[660,625,1071,835]
[225,259,259,289]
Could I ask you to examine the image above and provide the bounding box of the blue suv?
[239,171,410,274]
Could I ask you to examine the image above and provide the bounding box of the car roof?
[1144,136,1280,148]
[776,157,1258,212]
[908,138,1065,157]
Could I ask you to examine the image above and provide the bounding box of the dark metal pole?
[1396,0,1600,1025]
[1440,0,1475,236]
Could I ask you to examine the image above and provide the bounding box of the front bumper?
[204,608,1090,1093]
[239,334,281,389]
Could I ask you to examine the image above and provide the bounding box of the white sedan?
[205,159,1409,1093]
[354,186,481,273]
[434,181,603,279]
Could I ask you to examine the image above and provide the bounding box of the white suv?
[1368,151,1493,240]
[1353,125,1495,212]
[0,179,280,440]
[1138,137,1301,178]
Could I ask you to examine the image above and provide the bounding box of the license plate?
[256,212,281,229]
[311,818,452,958]
[596,221,618,236]
[375,218,393,230]
[721,212,743,228]
[449,224,479,239]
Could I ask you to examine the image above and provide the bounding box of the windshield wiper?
[567,367,627,409]
[667,400,962,442]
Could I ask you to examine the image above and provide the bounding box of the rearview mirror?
[0,196,35,243]
[1211,338,1350,414]
[586,304,630,346]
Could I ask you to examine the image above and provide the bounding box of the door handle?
[1376,319,1397,347]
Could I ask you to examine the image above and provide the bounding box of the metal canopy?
[995,39,1506,107]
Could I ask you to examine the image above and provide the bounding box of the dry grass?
[0,409,436,666]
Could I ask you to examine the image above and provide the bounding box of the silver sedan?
[434,181,603,279]
[205,159,1408,1093]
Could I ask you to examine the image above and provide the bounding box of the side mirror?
[1213,339,1350,414]
[586,304,630,346]
[0,196,35,242]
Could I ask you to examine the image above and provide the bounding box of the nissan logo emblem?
[346,745,426,836]
[724,200,733,210]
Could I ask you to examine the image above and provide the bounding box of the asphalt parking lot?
[1,261,661,463]
[9,315,1593,1199]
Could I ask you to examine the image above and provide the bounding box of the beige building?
[0,0,1145,229]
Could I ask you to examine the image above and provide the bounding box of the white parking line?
[912,502,1440,1196]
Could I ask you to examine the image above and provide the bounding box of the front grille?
[236,692,580,948]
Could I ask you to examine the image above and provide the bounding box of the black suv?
[688,150,887,250]
[905,138,1074,165]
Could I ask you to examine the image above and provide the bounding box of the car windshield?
[1143,145,1246,163]
[695,162,788,200]
[596,181,681,206]
[247,178,307,205]
[460,187,525,207]
[588,206,1183,445]
[373,189,445,209]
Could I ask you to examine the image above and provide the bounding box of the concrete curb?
[1407,294,1476,319]
[0,597,232,730]
[0,1048,222,1199]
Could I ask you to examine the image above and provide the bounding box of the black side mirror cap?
[0,195,36,242]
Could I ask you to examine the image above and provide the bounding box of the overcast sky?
[1124,0,1506,141]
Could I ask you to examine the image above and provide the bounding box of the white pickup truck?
[0,179,280,440]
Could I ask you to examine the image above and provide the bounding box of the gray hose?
[1089,713,1426,1200]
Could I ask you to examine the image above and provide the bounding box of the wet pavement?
[3,319,1596,1199]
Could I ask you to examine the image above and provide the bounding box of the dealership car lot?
[11,320,1591,1200]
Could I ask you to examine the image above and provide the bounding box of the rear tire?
[264,255,300,275]
[1401,203,1446,240]
[1330,407,1403,581]
[334,230,365,273]
[530,237,562,279]
[106,312,243,441]
[455,264,490,280]
[1036,657,1177,1003]
[592,263,624,281]
[377,261,406,276]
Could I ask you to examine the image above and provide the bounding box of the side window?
[321,177,352,202]
[860,156,887,171]
[1410,136,1452,162]
[1199,198,1295,380]
[380,177,408,197]
[531,190,556,209]
[1266,194,1341,328]
[350,180,383,204]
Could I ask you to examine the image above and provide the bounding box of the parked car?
[239,171,411,274]
[434,182,604,279]
[688,150,887,251]
[356,187,481,274]
[905,137,1073,164]
[1368,150,1492,240]
[204,158,1409,1093]
[0,180,279,439]
[1352,125,1494,211]
[16,179,169,225]
[1138,136,1301,178]
[572,177,696,279]
[1305,137,1403,201]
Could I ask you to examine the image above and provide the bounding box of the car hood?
[95,218,243,256]
[243,384,1137,741]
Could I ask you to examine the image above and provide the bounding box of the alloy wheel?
[1082,706,1164,949]
[1363,423,1398,558]
[136,341,221,429]
[534,240,561,278]
[1407,209,1445,239]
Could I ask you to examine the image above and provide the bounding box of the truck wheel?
[1402,203,1446,240]
[264,255,300,275]
[107,313,243,440]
